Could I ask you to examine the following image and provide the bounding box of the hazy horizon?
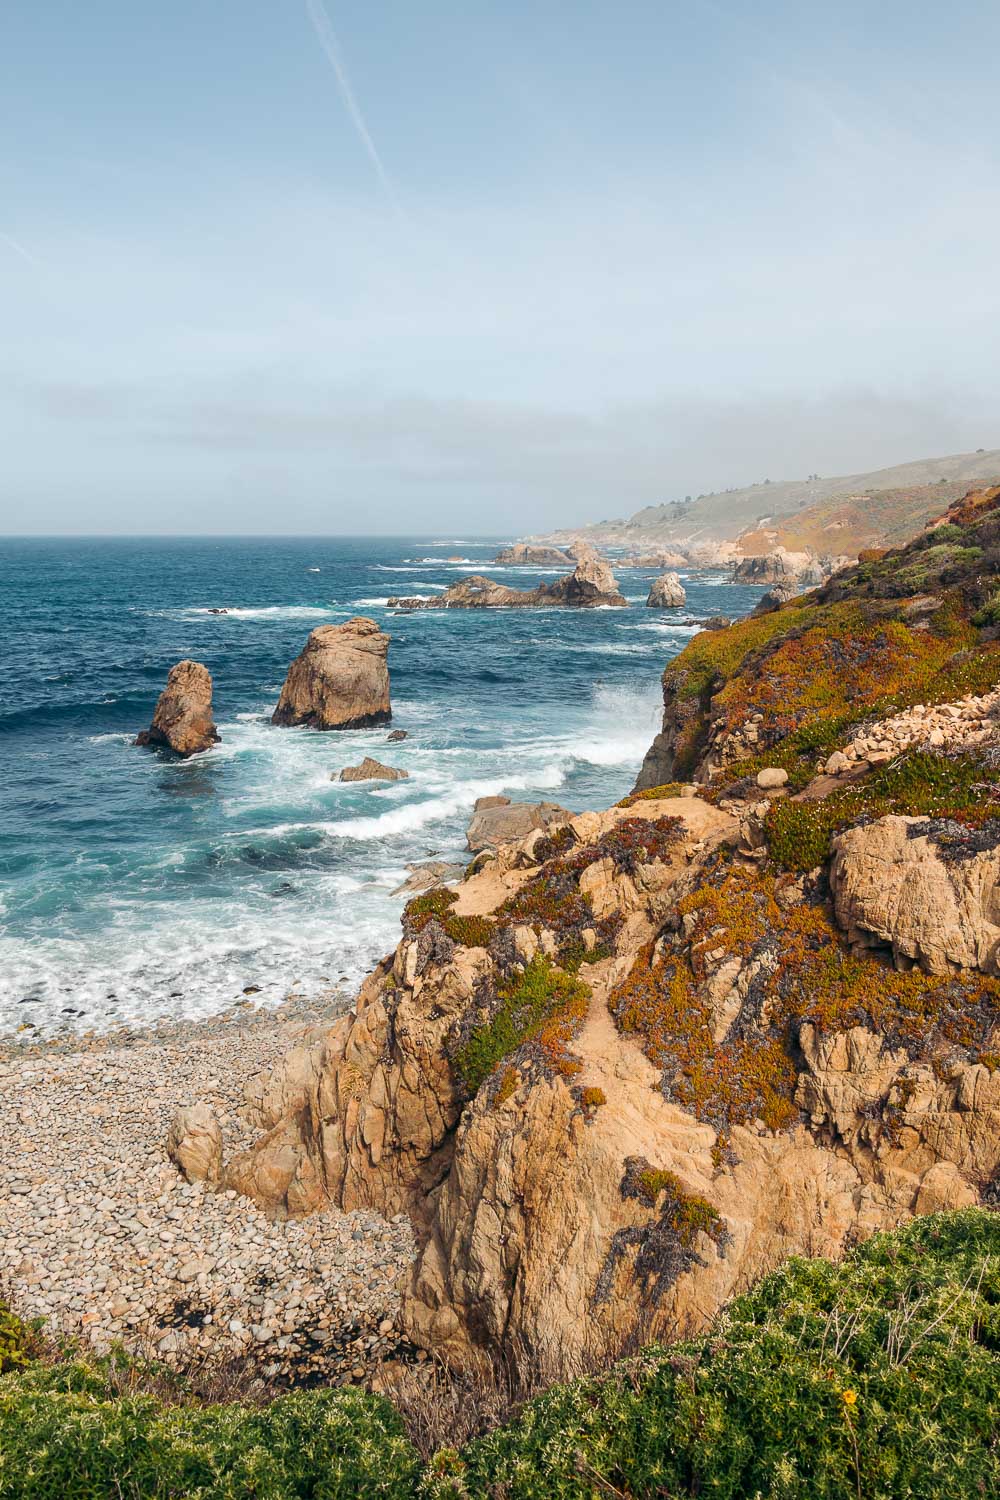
[3,1,1000,535]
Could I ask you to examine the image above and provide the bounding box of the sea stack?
[135,659,219,757]
[272,617,391,730]
[646,571,686,608]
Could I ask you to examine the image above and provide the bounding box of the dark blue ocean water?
[0,537,764,1036]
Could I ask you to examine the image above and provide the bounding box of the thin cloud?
[0,230,38,266]
[304,0,406,219]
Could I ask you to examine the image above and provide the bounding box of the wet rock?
[272,618,391,730]
[336,758,408,783]
[646,572,686,608]
[135,661,219,758]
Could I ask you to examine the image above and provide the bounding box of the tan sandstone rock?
[135,660,219,757]
[336,758,408,782]
[272,618,391,730]
[646,572,686,608]
[166,1103,223,1186]
[466,797,571,853]
[830,815,1000,975]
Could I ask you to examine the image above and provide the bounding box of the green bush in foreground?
[1,1210,997,1498]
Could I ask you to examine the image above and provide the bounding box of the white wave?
[194,605,339,620]
[271,766,565,843]
[86,732,132,745]
[307,567,321,572]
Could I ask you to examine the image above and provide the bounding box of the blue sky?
[2,0,999,533]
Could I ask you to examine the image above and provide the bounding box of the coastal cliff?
[207,485,1000,1377]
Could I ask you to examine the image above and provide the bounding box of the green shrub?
[424,1209,1000,1499]
[765,751,1000,871]
[450,957,590,1094]
[0,1372,421,1499]
[0,1303,38,1375]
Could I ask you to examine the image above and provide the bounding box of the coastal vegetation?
[2,1209,997,1497]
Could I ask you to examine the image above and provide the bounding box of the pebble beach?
[0,995,416,1386]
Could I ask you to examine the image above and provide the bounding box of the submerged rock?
[646,571,686,608]
[336,758,408,783]
[135,660,219,758]
[386,729,408,742]
[272,617,391,730]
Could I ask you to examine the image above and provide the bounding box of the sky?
[1,0,999,535]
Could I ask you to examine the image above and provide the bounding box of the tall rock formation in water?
[272,617,391,730]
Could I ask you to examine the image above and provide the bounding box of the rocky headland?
[194,484,1000,1383]
[272,617,392,730]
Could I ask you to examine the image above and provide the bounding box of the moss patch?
[450,957,591,1095]
[610,858,1000,1134]
[765,751,1000,871]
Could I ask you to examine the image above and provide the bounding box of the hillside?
[540,447,1000,548]
[735,476,983,557]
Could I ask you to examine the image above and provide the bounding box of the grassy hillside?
[543,448,1000,548]
[735,476,978,558]
[636,483,1000,790]
[2,1208,998,1497]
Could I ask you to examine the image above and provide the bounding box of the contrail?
[0,230,38,266]
[304,0,404,216]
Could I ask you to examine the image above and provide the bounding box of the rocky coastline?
[188,483,1000,1381]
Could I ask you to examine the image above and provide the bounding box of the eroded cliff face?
[217,782,1000,1374]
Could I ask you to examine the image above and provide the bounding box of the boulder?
[272,618,391,730]
[392,861,467,896]
[754,579,801,613]
[466,796,571,853]
[830,815,1000,975]
[646,571,686,608]
[135,660,219,758]
[336,758,408,783]
[386,729,408,742]
[166,1103,223,1186]
[493,543,574,567]
[756,767,788,789]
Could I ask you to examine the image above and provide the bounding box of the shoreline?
[0,991,417,1387]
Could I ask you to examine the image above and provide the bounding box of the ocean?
[0,536,764,1038]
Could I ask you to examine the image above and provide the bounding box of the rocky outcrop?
[732,549,814,586]
[135,660,219,758]
[646,572,686,608]
[336,758,408,783]
[392,861,467,897]
[819,690,1000,776]
[272,618,391,730]
[465,796,570,853]
[493,544,574,567]
[219,784,1000,1375]
[620,549,689,569]
[754,578,801,612]
[830,816,1000,975]
[388,558,626,611]
[166,1103,223,1186]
